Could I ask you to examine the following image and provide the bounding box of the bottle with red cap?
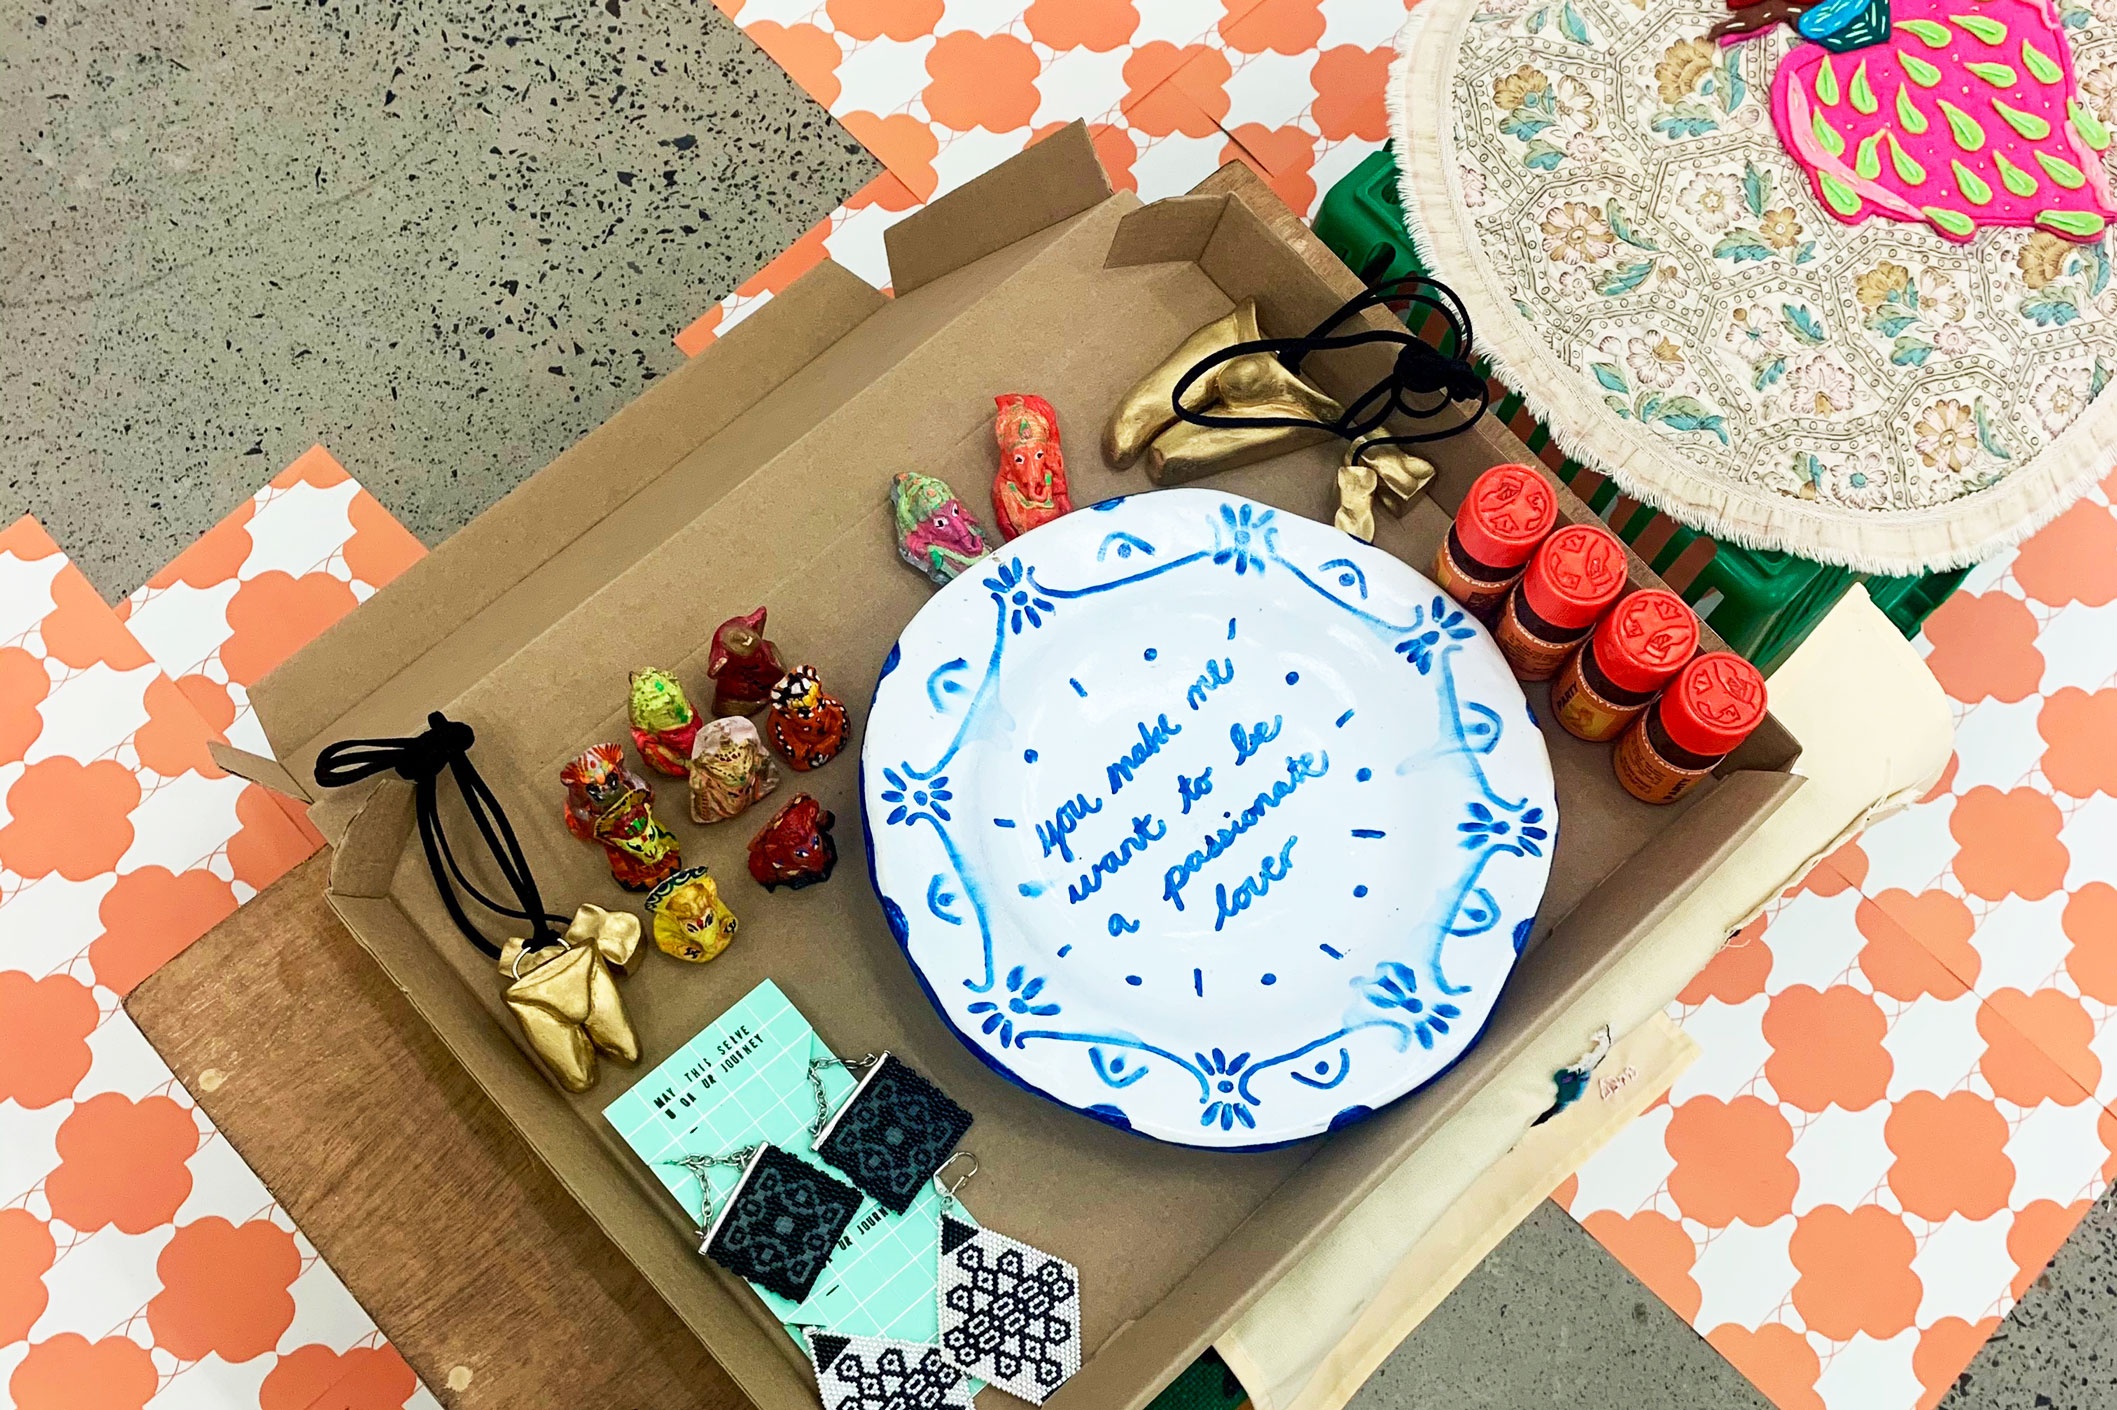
[1614,651,1769,804]
[1432,463,1559,620]
[1550,589,1700,742]
[1493,522,1628,681]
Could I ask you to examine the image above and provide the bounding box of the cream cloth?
[1389,0,2117,573]
[1215,586,1954,1410]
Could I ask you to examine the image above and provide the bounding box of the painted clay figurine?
[891,471,993,586]
[707,606,787,717]
[747,793,839,891]
[627,667,702,777]
[643,865,740,963]
[766,666,848,772]
[992,393,1073,539]
[560,743,683,892]
[1715,0,2117,242]
[687,716,779,824]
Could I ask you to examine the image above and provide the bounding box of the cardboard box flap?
[885,121,1110,295]
[251,259,888,764]
[207,742,313,803]
[1104,194,1232,269]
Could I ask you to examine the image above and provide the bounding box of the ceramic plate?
[861,489,1555,1149]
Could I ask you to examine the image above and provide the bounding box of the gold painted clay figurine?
[627,667,702,777]
[891,471,993,586]
[497,903,642,1093]
[707,606,787,717]
[560,742,683,892]
[1103,299,1344,484]
[687,716,779,824]
[644,865,740,963]
[992,393,1073,539]
[766,666,848,772]
[747,793,839,891]
[1333,433,1438,544]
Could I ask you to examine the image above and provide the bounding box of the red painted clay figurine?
[747,794,839,891]
[765,666,848,772]
[992,393,1072,540]
[707,606,787,717]
[560,743,682,892]
[626,667,702,777]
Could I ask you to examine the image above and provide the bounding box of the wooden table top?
[127,850,745,1409]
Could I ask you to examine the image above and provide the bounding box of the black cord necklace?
[1169,273,1489,449]
[313,711,571,958]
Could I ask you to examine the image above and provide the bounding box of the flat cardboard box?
[217,127,1801,1410]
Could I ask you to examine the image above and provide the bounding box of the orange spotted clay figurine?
[766,666,848,772]
[747,793,839,891]
[560,742,682,892]
[992,393,1073,539]
[626,667,702,777]
[706,606,787,717]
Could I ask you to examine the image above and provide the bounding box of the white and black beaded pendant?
[936,1214,1082,1405]
[803,1329,974,1410]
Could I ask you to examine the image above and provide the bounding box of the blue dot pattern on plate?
[861,489,1555,1149]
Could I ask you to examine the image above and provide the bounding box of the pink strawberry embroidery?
[1722,0,2117,241]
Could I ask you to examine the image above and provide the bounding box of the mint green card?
[602,979,971,1347]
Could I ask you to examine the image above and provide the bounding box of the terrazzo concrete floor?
[3,3,2108,1408]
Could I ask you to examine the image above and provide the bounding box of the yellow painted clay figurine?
[627,667,702,777]
[644,865,740,963]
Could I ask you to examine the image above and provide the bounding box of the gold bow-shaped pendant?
[1104,300,1346,485]
[499,904,643,1093]
[1333,433,1438,544]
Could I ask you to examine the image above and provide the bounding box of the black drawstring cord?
[313,711,570,958]
[1169,274,1491,448]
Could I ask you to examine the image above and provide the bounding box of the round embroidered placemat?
[1391,0,2117,572]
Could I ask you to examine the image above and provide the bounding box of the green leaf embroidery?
[1598,260,1657,296]
[1782,303,1827,344]
[1815,54,1840,106]
[1743,162,1771,218]
[2090,356,2109,399]
[1604,394,1633,418]
[1522,139,1565,170]
[2021,40,2063,84]
[2036,150,2088,188]
[1794,240,1818,264]
[1922,205,1978,238]
[1713,228,1777,261]
[1898,18,1951,45]
[2038,209,2106,237]
[1559,0,1591,41]
[1896,86,1930,134]
[1938,99,1987,151]
[1954,159,1995,205]
[1890,333,1936,365]
[1606,200,1660,250]
[1974,400,2013,460]
[1867,309,1919,337]
[1591,362,1630,393]
[1900,51,1943,87]
[1753,356,1788,391]
[1966,60,2019,86]
[1993,99,2051,140]
[2071,99,2112,151]
[2019,286,2081,325]
[1951,12,2008,43]
[1886,132,1928,185]
[1819,172,1863,216]
[1720,48,1748,113]
[1525,6,1548,31]
[1996,153,2039,197]
[1654,396,1729,444]
[1813,111,1847,155]
[1652,102,1719,138]
[1850,61,1878,114]
[1855,133,1883,179]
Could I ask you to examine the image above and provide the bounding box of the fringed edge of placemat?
[1388,6,2113,575]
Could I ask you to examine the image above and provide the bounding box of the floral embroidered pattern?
[1432,0,2117,516]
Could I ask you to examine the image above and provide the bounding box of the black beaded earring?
[807,1052,974,1215]
[664,1143,863,1303]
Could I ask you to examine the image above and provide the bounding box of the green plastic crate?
[1311,147,1967,673]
